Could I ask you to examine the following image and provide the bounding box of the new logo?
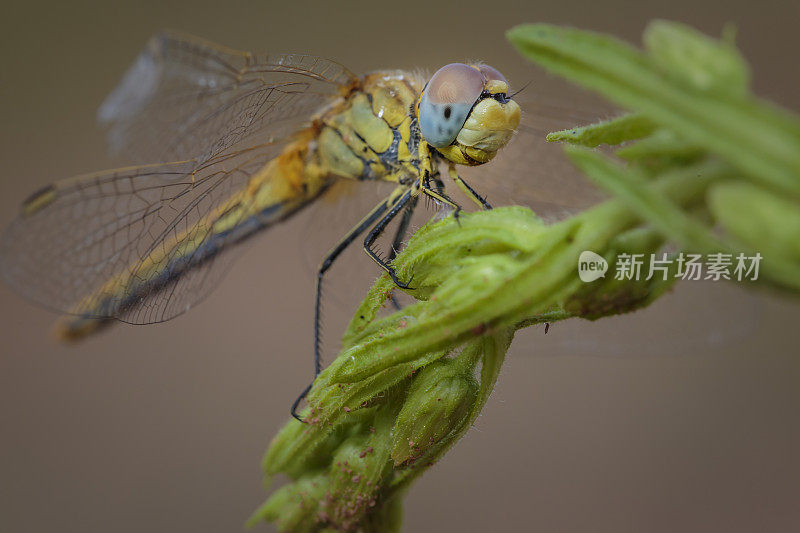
[578,251,608,282]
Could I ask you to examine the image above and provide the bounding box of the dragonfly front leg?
[423,167,446,195]
[448,163,492,210]
[418,141,449,201]
[420,183,463,221]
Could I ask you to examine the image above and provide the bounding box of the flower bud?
[390,359,478,465]
[247,472,328,531]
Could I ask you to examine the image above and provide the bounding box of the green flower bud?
[390,358,479,465]
[319,397,397,531]
[247,472,328,533]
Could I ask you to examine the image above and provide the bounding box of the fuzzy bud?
[390,359,478,465]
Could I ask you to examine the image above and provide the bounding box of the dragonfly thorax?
[310,71,425,184]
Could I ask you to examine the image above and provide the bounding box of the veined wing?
[0,32,353,331]
[97,30,355,164]
[0,143,310,330]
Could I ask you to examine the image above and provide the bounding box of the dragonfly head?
[417,63,521,165]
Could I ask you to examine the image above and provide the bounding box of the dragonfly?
[0,31,606,420]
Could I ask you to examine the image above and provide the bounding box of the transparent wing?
[0,144,288,324]
[97,30,355,164]
[1,32,354,324]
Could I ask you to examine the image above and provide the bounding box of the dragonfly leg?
[430,174,446,195]
[291,188,404,423]
[420,184,463,223]
[290,382,314,422]
[422,168,445,198]
[387,195,419,310]
[448,164,492,210]
[364,188,415,289]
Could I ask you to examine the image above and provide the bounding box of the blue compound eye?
[419,63,485,148]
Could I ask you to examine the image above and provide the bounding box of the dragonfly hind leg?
[291,190,398,423]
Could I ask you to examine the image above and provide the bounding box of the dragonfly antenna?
[508,80,532,100]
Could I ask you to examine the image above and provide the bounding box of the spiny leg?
[387,195,419,310]
[430,174,446,195]
[387,195,419,263]
[291,188,405,422]
[420,183,463,222]
[423,167,445,194]
[364,188,415,289]
[448,164,492,210]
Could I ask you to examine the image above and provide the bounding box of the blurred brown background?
[1,1,799,532]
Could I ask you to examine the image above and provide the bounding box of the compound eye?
[426,63,485,105]
[477,64,508,87]
[418,63,485,148]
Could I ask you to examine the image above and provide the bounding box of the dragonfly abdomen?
[57,134,334,338]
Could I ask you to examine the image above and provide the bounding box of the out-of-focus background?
[1,1,798,532]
